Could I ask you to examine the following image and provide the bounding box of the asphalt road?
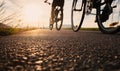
[0,29,120,71]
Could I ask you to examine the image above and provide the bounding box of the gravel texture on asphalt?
[0,29,120,71]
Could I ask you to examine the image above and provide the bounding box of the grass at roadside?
[0,28,35,36]
[81,28,99,31]
[63,28,99,31]
[0,27,99,36]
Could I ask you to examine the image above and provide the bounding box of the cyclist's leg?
[54,6,63,22]
[59,6,63,20]
[50,0,60,24]
[105,0,113,12]
[56,0,64,21]
[50,5,55,24]
[100,0,113,22]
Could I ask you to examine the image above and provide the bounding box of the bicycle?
[44,1,64,30]
[71,0,120,34]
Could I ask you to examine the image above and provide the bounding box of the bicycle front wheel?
[97,0,120,34]
[71,0,86,32]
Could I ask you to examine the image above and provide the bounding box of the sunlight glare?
[22,3,41,27]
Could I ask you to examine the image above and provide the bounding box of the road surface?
[0,29,120,71]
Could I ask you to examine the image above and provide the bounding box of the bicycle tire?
[71,0,86,32]
[96,0,120,34]
[55,6,63,30]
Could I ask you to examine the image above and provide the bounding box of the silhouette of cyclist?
[44,0,64,24]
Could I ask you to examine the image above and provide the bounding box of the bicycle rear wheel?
[55,6,63,31]
[71,0,86,32]
[97,0,120,34]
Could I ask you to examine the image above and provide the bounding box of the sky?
[2,0,98,28]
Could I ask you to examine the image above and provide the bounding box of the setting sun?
[22,3,42,27]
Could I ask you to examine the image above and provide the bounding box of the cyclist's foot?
[100,14,109,22]
[100,4,113,22]
[55,18,61,22]
[49,24,53,30]
[56,19,60,22]
[95,15,109,22]
[50,19,54,24]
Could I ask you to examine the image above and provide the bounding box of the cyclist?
[44,0,64,25]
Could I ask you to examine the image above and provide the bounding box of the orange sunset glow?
[3,0,98,28]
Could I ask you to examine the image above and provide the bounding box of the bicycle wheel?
[71,0,86,32]
[55,6,63,30]
[97,0,120,34]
